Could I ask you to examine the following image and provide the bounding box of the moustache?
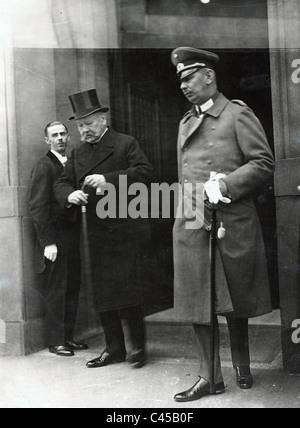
[80,133,94,142]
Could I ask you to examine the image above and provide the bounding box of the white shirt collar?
[95,127,109,143]
[51,150,67,165]
[101,127,109,139]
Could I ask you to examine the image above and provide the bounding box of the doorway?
[108,48,279,314]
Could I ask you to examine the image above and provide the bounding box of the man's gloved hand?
[204,172,231,204]
[44,244,58,263]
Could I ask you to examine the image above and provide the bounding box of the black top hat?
[68,89,109,120]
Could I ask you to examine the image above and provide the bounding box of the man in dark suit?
[54,90,154,369]
[28,121,88,356]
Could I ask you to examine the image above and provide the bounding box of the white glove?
[44,244,58,263]
[204,172,231,204]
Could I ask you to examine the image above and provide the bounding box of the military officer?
[171,47,275,402]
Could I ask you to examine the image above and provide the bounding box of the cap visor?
[178,67,201,79]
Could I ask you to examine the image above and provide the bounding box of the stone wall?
[120,0,269,49]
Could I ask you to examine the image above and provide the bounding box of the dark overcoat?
[54,128,154,313]
[173,93,275,324]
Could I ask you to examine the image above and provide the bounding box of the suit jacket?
[28,151,76,273]
[173,93,275,323]
[54,127,155,312]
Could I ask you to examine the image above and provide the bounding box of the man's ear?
[45,137,51,146]
[205,69,215,85]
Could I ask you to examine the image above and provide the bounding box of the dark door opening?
[108,48,279,314]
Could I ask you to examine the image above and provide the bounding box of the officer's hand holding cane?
[44,244,58,263]
[204,172,231,205]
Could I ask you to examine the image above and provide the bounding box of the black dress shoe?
[66,340,89,351]
[49,345,74,357]
[86,351,126,368]
[234,366,254,390]
[128,350,147,369]
[174,377,226,403]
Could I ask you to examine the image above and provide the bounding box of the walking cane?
[80,183,93,290]
[206,172,229,395]
[209,207,217,395]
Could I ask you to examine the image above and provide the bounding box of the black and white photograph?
[0,0,300,411]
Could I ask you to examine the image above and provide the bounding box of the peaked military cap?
[171,47,219,78]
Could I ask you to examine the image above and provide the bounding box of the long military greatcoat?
[173,93,275,324]
[54,128,154,313]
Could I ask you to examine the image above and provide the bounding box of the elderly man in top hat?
[171,47,275,402]
[54,89,154,369]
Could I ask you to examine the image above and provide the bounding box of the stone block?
[0,321,25,357]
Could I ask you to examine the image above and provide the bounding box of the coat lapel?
[179,94,230,149]
[77,128,114,182]
[46,151,64,174]
[179,114,204,149]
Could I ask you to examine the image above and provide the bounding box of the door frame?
[268,0,300,373]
